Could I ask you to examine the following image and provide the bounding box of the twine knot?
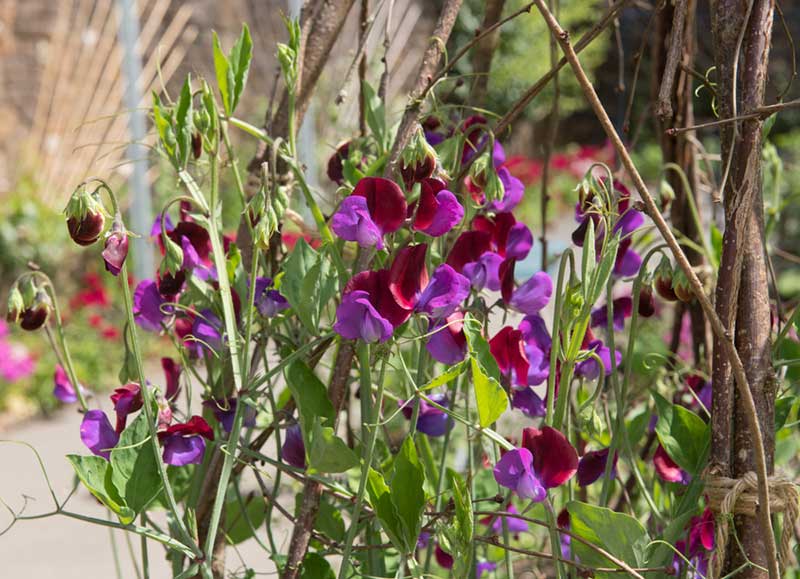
[704,472,799,578]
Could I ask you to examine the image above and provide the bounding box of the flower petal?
[509,271,553,314]
[416,265,470,319]
[389,244,429,310]
[521,426,578,488]
[352,177,407,234]
[80,410,119,460]
[331,196,384,249]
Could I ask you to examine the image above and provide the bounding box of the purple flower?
[520,314,551,386]
[180,235,200,272]
[493,447,546,501]
[133,279,170,331]
[281,423,306,469]
[462,252,503,292]
[575,339,621,380]
[53,365,79,403]
[252,277,289,318]
[577,448,617,487]
[191,310,224,352]
[203,398,257,433]
[80,410,120,460]
[614,238,643,277]
[331,196,385,248]
[489,167,524,212]
[511,387,546,418]
[416,531,431,550]
[481,504,529,536]
[331,177,407,249]
[416,264,470,319]
[158,416,214,466]
[150,214,174,237]
[476,561,497,578]
[506,223,534,260]
[334,290,393,343]
[508,272,553,315]
[110,383,143,433]
[400,394,452,437]
[426,312,467,365]
[411,179,464,237]
[590,296,633,331]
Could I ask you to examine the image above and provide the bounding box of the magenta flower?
[577,448,618,487]
[446,230,492,273]
[53,365,79,403]
[410,178,463,237]
[490,326,530,387]
[158,416,214,466]
[281,423,306,469]
[400,393,452,437]
[252,277,289,318]
[110,383,143,433]
[334,269,411,342]
[590,296,634,331]
[331,177,407,249]
[161,357,181,400]
[434,544,454,569]
[80,410,119,460]
[133,279,171,331]
[0,326,36,382]
[472,212,533,261]
[654,445,689,484]
[425,312,467,365]
[102,219,128,276]
[508,271,553,315]
[389,244,470,319]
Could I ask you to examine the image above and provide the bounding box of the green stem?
[546,250,574,424]
[543,498,565,579]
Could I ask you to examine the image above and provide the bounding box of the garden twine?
[704,471,799,578]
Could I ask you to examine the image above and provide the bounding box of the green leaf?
[225,495,266,544]
[438,468,473,576]
[110,413,163,514]
[420,360,467,390]
[308,419,359,473]
[390,438,426,551]
[710,224,723,269]
[581,218,596,289]
[653,392,709,475]
[228,24,253,114]
[316,497,345,542]
[470,357,508,428]
[212,31,231,115]
[361,81,386,150]
[587,233,620,304]
[281,239,336,332]
[567,501,650,575]
[366,468,405,549]
[174,76,193,168]
[775,396,794,431]
[285,361,335,442]
[299,552,335,579]
[152,92,175,158]
[462,314,508,427]
[67,455,135,524]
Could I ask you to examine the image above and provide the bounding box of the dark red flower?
[389,244,429,310]
[490,326,529,387]
[351,177,407,235]
[521,426,579,488]
[446,231,492,273]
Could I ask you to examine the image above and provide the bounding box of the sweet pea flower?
[480,504,529,536]
[202,398,257,433]
[161,357,181,400]
[508,271,554,315]
[133,279,171,331]
[191,310,224,353]
[334,269,411,342]
[462,252,503,291]
[575,334,621,380]
[425,311,467,365]
[416,531,431,550]
[158,416,214,466]
[111,383,143,433]
[446,230,492,273]
[102,219,128,276]
[252,277,289,317]
[281,424,306,469]
[389,244,470,320]
[653,444,689,484]
[434,544,454,569]
[519,314,552,385]
[674,508,715,578]
[331,177,407,249]
[491,317,552,389]
[410,178,463,237]
[80,410,119,460]
[490,326,530,387]
[577,448,618,486]
[476,561,497,578]
[590,296,634,331]
[511,387,546,418]
[400,393,452,437]
[493,426,578,501]
[53,365,83,404]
